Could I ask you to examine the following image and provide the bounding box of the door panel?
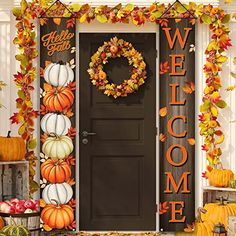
[79,33,156,231]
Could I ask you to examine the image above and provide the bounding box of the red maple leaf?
[160,61,170,75]
[67,81,76,91]
[65,155,76,166]
[68,127,76,139]
[67,18,75,29]
[159,201,169,215]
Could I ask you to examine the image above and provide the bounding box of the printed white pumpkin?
[41,113,71,136]
[44,62,74,87]
[42,135,73,159]
[42,183,73,204]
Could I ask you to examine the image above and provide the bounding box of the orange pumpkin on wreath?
[41,159,72,184]
[43,86,74,112]
[41,200,74,229]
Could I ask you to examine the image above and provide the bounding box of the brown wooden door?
[79,33,156,231]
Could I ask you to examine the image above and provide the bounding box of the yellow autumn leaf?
[226,85,236,91]
[40,199,46,208]
[43,224,52,232]
[210,106,218,116]
[79,13,87,23]
[159,107,167,117]
[215,134,225,145]
[216,54,228,64]
[187,138,195,145]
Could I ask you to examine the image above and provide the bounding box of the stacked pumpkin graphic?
[40,62,75,230]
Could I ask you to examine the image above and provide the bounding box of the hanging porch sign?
[39,17,77,232]
[159,18,195,232]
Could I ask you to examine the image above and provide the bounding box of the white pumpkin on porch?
[44,62,74,87]
[42,135,73,159]
[40,113,71,136]
[42,183,73,204]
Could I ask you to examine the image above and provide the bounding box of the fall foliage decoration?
[41,159,72,183]
[87,37,147,98]
[0,131,26,162]
[41,201,74,229]
[207,164,234,187]
[12,1,233,232]
[0,81,6,109]
[201,197,236,228]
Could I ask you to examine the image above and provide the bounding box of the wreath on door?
[87,37,147,99]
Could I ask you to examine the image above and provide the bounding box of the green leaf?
[29,180,40,194]
[233,57,236,65]
[71,3,81,12]
[28,138,37,149]
[18,90,25,99]
[216,100,227,108]
[15,54,28,67]
[221,14,231,24]
[18,124,26,135]
[152,11,162,18]
[230,72,236,78]
[201,14,212,24]
[96,14,108,23]
[12,7,22,18]
[124,3,134,12]
[200,99,211,112]
[175,2,187,14]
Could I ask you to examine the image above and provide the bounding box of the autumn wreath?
[87,37,147,98]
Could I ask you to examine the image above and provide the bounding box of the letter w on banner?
[39,14,77,233]
[159,18,195,232]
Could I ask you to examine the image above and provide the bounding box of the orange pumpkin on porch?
[41,202,74,229]
[0,216,4,230]
[0,131,26,162]
[41,159,72,183]
[207,166,234,187]
[43,86,74,112]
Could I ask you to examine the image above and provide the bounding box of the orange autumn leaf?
[67,178,76,186]
[68,127,76,139]
[64,108,74,117]
[53,17,61,25]
[40,199,46,208]
[160,61,170,75]
[43,83,53,92]
[39,18,48,26]
[40,67,44,77]
[183,81,195,94]
[184,223,195,233]
[159,107,167,117]
[159,133,166,142]
[187,138,195,145]
[45,60,52,68]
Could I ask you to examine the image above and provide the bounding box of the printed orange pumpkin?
[41,159,72,183]
[0,131,26,162]
[43,86,74,112]
[41,203,74,229]
[0,216,4,230]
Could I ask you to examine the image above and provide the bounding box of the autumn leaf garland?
[12,0,232,194]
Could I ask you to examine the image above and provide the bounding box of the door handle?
[82,131,96,137]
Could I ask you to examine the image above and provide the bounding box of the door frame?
[76,22,160,232]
